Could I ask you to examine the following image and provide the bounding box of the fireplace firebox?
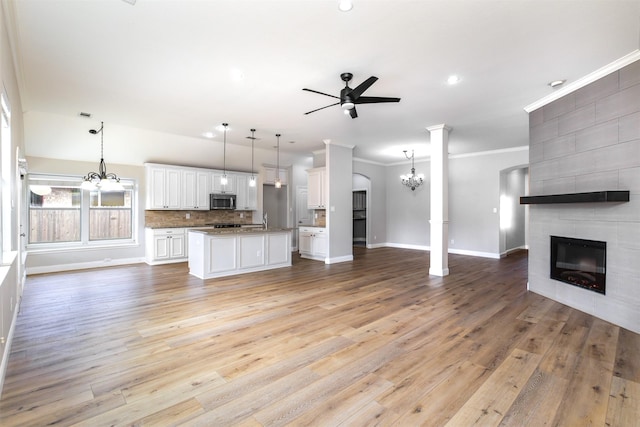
[550,236,606,294]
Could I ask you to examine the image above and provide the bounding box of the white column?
[427,124,451,276]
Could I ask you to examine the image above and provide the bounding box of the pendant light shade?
[220,123,228,185]
[275,133,281,189]
[248,128,257,187]
[82,121,124,191]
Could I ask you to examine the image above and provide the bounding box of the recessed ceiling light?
[338,0,353,12]
[215,124,230,132]
[447,75,460,85]
[202,131,215,139]
[548,79,566,88]
[229,68,245,82]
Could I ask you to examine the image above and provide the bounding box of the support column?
[427,124,451,276]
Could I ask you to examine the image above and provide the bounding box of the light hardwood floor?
[1,247,638,426]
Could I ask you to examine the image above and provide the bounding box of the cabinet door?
[182,169,197,209]
[165,168,182,209]
[299,231,312,254]
[307,169,325,209]
[236,174,258,211]
[212,173,237,194]
[148,167,168,209]
[153,236,170,260]
[312,233,327,257]
[196,171,211,210]
[170,234,186,258]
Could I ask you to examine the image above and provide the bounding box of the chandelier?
[81,122,123,191]
[400,149,424,191]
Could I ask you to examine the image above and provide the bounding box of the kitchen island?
[188,228,292,279]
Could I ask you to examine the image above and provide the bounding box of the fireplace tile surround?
[527,58,640,334]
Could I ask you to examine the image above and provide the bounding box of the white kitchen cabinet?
[147,165,182,210]
[145,228,188,265]
[264,167,288,185]
[298,226,327,261]
[307,167,326,209]
[235,174,258,211]
[212,172,237,194]
[182,168,211,210]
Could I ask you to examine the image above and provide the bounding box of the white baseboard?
[325,255,354,264]
[27,257,146,275]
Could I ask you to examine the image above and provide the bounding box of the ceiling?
[8,0,640,166]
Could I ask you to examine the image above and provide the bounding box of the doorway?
[263,184,287,229]
[353,190,366,247]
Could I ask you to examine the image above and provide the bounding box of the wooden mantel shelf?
[520,190,630,205]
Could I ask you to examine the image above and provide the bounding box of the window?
[89,189,132,241]
[28,174,135,247]
[1,90,11,255]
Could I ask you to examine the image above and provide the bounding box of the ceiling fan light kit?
[303,72,400,119]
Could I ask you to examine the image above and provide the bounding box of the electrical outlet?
[451,239,454,244]
[240,213,244,218]
[185,213,191,219]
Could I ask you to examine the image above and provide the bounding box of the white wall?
[382,149,528,258]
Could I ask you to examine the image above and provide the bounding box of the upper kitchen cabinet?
[235,174,258,211]
[146,164,182,210]
[263,167,288,186]
[212,172,237,194]
[182,168,211,210]
[307,167,326,209]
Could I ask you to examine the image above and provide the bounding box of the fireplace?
[550,236,606,294]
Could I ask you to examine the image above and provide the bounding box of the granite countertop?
[298,224,325,228]
[188,227,293,235]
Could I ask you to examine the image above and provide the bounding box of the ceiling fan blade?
[354,96,401,104]
[349,107,358,119]
[302,88,340,99]
[304,102,340,115]
[349,76,378,99]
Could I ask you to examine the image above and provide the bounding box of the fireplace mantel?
[520,190,630,205]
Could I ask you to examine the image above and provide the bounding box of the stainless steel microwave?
[210,193,236,210]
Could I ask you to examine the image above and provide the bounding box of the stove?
[206,223,242,229]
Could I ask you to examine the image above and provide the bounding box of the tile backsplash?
[145,210,255,228]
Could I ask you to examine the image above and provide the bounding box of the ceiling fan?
[303,73,400,119]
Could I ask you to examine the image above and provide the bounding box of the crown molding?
[524,49,640,113]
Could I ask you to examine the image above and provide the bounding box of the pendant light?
[400,149,424,191]
[220,123,228,185]
[275,133,282,189]
[81,121,124,191]
[248,129,257,187]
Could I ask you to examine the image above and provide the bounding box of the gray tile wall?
[528,59,640,334]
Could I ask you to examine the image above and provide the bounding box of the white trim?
[353,157,387,166]
[524,50,640,113]
[429,267,450,277]
[386,242,430,251]
[448,248,501,259]
[324,254,354,264]
[449,146,528,160]
[27,257,145,275]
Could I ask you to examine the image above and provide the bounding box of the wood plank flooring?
[1,247,638,426]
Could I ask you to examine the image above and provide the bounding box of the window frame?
[27,173,138,251]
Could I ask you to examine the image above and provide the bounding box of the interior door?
[295,186,312,250]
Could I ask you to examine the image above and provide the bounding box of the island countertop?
[188,227,293,235]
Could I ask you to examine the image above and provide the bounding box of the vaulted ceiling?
[8,0,640,166]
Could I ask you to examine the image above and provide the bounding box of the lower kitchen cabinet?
[188,229,292,279]
[298,226,327,261]
[145,228,188,265]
